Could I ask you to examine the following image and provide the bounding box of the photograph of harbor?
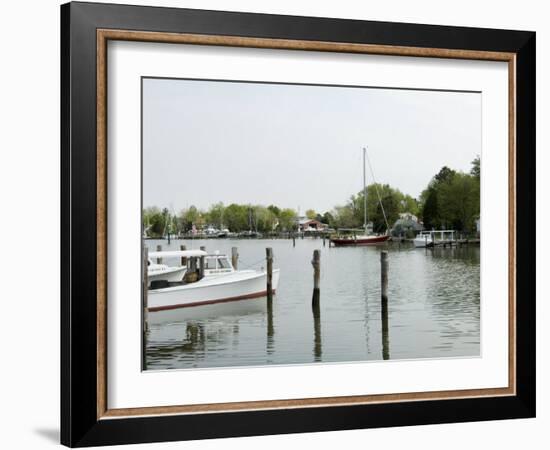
[142,77,481,370]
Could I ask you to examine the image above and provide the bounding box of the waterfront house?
[297,217,328,232]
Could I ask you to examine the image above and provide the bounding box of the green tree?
[421,188,440,230]
[305,209,317,220]
[224,203,248,232]
[420,165,480,233]
[471,155,480,179]
[439,172,480,232]
[206,202,225,228]
[267,204,280,217]
[278,208,297,231]
[179,205,203,232]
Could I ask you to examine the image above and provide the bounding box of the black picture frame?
[61,1,535,447]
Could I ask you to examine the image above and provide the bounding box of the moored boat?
[146,250,280,323]
[331,234,390,247]
[147,261,186,286]
[330,147,391,247]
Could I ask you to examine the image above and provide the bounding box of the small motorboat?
[147,261,186,287]
[146,250,280,323]
[413,231,434,248]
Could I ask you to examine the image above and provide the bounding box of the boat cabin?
[147,249,235,288]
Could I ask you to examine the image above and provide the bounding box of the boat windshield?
[205,257,218,270]
[217,257,231,269]
[205,256,232,270]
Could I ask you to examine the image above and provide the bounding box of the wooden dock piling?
[266,247,273,301]
[199,247,205,279]
[380,250,389,359]
[156,244,162,264]
[381,251,388,302]
[231,247,239,270]
[180,244,187,266]
[381,294,390,360]
[312,249,321,307]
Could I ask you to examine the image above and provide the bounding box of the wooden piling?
[199,255,205,279]
[142,246,149,370]
[313,300,322,360]
[266,247,273,301]
[380,251,388,302]
[180,244,187,266]
[156,244,162,264]
[381,293,390,360]
[312,249,321,307]
[380,250,389,359]
[231,247,239,270]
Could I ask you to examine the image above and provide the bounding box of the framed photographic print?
[61,1,536,447]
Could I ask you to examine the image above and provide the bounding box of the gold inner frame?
[96,29,517,420]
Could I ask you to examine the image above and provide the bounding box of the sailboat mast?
[363,147,367,233]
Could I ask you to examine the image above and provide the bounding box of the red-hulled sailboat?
[330,147,391,247]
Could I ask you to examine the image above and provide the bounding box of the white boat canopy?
[148,250,208,259]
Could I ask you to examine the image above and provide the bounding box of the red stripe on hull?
[330,236,390,246]
[149,289,276,312]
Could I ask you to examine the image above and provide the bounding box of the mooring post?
[381,251,388,302]
[266,247,273,301]
[142,246,149,370]
[231,247,239,270]
[381,293,390,360]
[312,249,321,307]
[180,244,187,266]
[156,244,162,264]
[380,250,389,359]
[199,255,205,279]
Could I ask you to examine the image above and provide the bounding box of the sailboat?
[330,147,391,247]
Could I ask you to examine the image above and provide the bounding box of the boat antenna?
[363,147,368,234]
[364,147,391,233]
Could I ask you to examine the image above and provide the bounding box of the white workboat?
[146,250,280,323]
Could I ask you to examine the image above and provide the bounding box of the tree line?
[143,156,480,237]
[143,203,299,236]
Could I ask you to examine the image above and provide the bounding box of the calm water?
[144,238,480,370]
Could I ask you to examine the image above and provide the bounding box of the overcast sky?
[143,78,481,214]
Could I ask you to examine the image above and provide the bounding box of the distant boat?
[330,234,390,247]
[413,230,456,248]
[413,231,434,248]
[330,147,391,247]
[147,250,280,323]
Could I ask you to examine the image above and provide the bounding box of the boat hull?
[330,235,390,247]
[413,237,433,248]
[148,266,186,286]
[148,269,280,323]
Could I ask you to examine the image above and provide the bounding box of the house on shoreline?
[296,217,328,233]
